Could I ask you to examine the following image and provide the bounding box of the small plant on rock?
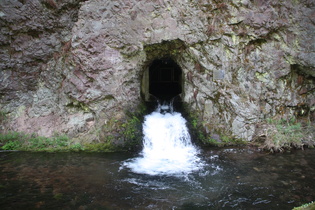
[0,132,72,152]
[0,110,7,123]
[2,140,21,150]
[293,201,315,210]
[258,117,311,152]
[69,143,84,151]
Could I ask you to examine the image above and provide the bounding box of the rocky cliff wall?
[0,0,314,145]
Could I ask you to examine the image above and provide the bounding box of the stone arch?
[142,57,183,101]
[140,39,187,102]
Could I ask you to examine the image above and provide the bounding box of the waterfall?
[122,101,203,176]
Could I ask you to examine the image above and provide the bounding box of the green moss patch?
[83,142,118,152]
[293,201,315,210]
[255,118,315,153]
[0,132,84,152]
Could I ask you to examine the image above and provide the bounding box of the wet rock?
[0,0,314,145]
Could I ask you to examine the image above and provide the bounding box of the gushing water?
[122,102,203,176]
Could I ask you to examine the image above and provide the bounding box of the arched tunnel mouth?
[148,57,182,101]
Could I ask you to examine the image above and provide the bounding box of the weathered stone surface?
[0,0,314,144]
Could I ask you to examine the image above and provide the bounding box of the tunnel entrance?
[148,58,182,101]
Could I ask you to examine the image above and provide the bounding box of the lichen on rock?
[0,0,314,150]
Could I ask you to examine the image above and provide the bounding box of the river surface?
[1,148,314,209]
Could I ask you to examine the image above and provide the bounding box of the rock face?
[0,0,314,144]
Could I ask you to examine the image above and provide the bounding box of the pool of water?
[1,147,314,209]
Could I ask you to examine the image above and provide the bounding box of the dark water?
[0,147,314,209]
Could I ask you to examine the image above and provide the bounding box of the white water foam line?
[123,109,204,176]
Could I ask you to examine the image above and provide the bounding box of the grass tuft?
[256,118,315,152]
[0,132,84,152]
[293,201,315,210]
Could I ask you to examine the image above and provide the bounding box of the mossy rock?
[293,201,315,210]
[83,142,118,152]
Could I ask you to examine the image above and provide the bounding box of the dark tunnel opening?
[149,58,182,101]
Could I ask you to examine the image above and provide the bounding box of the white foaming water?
[122,103,203,176]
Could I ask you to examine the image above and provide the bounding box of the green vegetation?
[201,134,246,147]
[0,103,148,152]
[293,201,315,210]
[69,143,84,151]
[53,193,64,200]
[0,132,84,152]
[80,103,146,152]
[183,101,314,152]
[202,137,220,146]
[66,100,90,112]
[94,115,142,152]
[221,135,246,145]
[0,110,7,122]
[0,131,127,152]
[184,110,208,144]
[2,140,21,150]
[184,106,247,147]
[83,142,117,152]
[121,116,141,141]
[259,117,315,153]
[118,103,147,151]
